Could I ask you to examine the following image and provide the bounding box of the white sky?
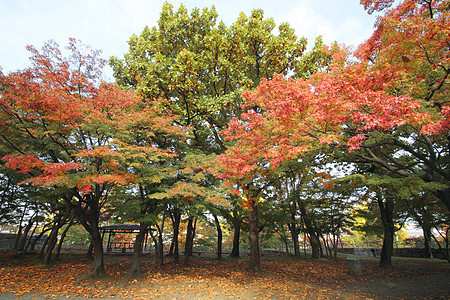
[0,0,379,80]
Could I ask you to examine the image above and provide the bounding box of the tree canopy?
[0,0,448,276]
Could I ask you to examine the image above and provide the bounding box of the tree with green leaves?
[0,39,185,277]
[111,2,308,273]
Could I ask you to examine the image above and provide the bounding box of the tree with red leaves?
[219,0,449,210]
[0,39,180,277]
[218,0,449,268]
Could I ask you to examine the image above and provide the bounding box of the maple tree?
[1,0,447,280]
[0,39,183,276]
[353,0,450,208]
[218,0,449,267]
[110,3,310,272]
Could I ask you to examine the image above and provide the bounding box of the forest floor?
[0,249,448,299]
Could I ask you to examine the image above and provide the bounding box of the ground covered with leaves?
[0,250,448,299]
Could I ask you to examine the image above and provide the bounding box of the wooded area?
[0,0,448,280]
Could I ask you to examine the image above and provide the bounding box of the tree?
[0,39,171,277]
[111,4,305,153]
[112,3,308,273]
[354,0,450,210]
[218,0,449,211]
[106,97,190,274]
[217,0,449,270]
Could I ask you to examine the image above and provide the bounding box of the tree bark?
[431,228,450,262]
[14,203,28,250]
[378,196,395,267]
[169,208,181,264]
[184,217,195,266]
[230,211,241,258]
[39,234,50,258]
[214,214,223,260]
[17,216,35,254]
[63,190,107,277]
[435,187,450,212]
[89,225,106,277]
[157,223,165,266]
[30,226,51,251]
[24,221,39,252]
[56,218,75,259]
[14,224,23,250]
[332,232,339,260]
[422,226,433,258]
[44,214,68,263]
[44,224,60,264]
[86,241,94,259]
[149,228,159,259]
[130,223,147,276]
[288,210,301,257]
[309,234,321,259]
[248,200,261,272]
[282,231,290,255]
[299,201,320,259]
[155,211,166,266]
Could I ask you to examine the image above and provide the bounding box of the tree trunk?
[89,225,106,277]
[17,217,35,254]
[155,211,166,266]
[149,228,159,259]
[320,233,331,259]
[431,227,450,262]
[309,234,321,259]
[435,187,450,212]
[62,189,107,277]
[185,217,196,257]
[44,214,68,263]
[44,224,60,264]
[332,233,339,260]
[378,196,395,268]
[25,221,39,252]
[184,217,195,266]
[303,231,307,257]
[248,200,261,272]
[423,226,433,258]
[14,224,23,250]
[86,241,94,259]
[288,222,300,258]
[39,234,50,258]
[230,212,241,258]
[170,209,181,264]
[214,214,223,260]
[130,223,147,276]
[317,230,327,258]
[56,218,75,259]
[299,201,320,259]
[168,237,175,256]
[157,223,165,266]
[282,233,290,255]
[14,204,28,250]
[30,227,50,251]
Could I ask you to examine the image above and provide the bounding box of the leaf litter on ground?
[0,250,448,299]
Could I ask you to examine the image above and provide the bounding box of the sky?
[0,0,380,80]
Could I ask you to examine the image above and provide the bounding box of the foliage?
[110,3,306,155]
[0,38,188,275]
[218,0,449,211]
